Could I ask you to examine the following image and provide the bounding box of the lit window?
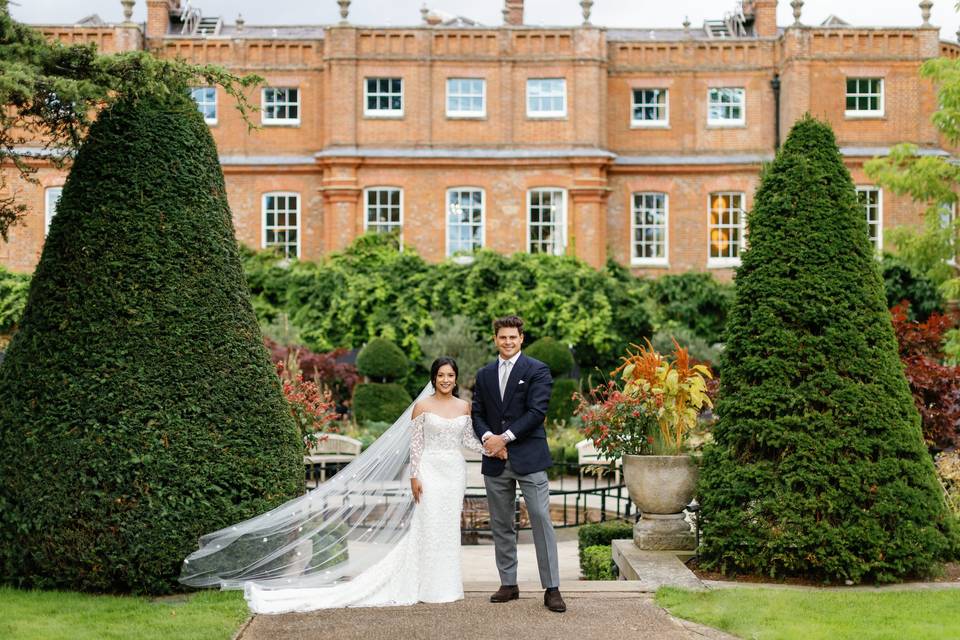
[631,89,668,127]
[365,78,404,116]
[190,87,217,124]
[263,193,300,258]
[708,192,746,267]
[631,193,667,265]
[446,78,486,118]
[528,189,566,255]
[262,88,300,125]
[365,188,403,235]
[846,78,884,117]
[707,88,745,126]
[856,187,882,251]
[447,188,484,256]
[45,187,63,237]
[526,79,566,118]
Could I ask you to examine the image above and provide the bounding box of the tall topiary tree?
[0,89,303,594]
[698,116,957,584]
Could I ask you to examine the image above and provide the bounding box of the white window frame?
[631,192,669,266]
[446,187,485,259]
[845,78,884,118]
[364,187,404,241]
[630,88,669,128]
[527,188,567,255]
[190,86,217,125]
[364,77,404,118]
[45,186,63,237]
[262,192,301,258]
[261,87,300,126]
[856,186,883,252]
[526,78,567,119]
[707,192,746,268]
[446,78,486,118]
[707,87,746,127]
[941,202,957,266]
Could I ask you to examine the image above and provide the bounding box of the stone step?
[611,540,704,591]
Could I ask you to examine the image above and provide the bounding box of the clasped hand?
[483,434,508,459]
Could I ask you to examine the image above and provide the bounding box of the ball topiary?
[356,337,409,381]
[525,337,574,378]
[353,382,413,424]
[0,90,304,594]
[698,116,958,584]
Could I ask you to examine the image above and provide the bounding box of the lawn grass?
[0,587,249,640]
[656,586,959,640]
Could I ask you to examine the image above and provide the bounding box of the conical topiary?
[698,116,957,583]
[0,89,304,594]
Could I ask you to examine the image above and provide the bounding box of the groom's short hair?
[493,315,524,336]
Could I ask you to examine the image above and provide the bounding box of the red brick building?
[3,0,957,276]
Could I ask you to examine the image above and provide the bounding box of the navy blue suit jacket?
[472,353,553,476]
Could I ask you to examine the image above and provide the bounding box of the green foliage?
[525,337,575,377]
[577,520,634,565]
[356,337,409,381]
[0,3,262,240]
[352,383,412,424]
[880,254,944,321]
[417,313,492,391]
[241,236,653,374]
[650,273,734,344]
[547,378,579,424]
[580,545,616,580]
[699,116,957,584]
[0,91,303,594]
[0,266,29,338]
[651,324,723,369]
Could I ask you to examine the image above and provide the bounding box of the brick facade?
[3,1,957,278]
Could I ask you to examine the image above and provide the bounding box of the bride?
[179,356,502,613]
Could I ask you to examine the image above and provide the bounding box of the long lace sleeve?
[409,413,426,478]
[461,417,485,454]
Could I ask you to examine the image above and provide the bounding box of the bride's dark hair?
[430,356,460,398]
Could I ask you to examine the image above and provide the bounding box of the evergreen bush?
[0,91,304,594]
[356,337,409,381]
[547,378,579,424]
[0,266,29,340]
[698,116,957,584]
[525,337,575,377]
[578,520,634,565]
[353,383,413,424]
[880,254,944,322]
[581,545,616,580]
[651,273,734,344]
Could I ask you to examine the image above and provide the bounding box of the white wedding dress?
[244,412,484,613]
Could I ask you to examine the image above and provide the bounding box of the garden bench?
[575,438,621,485]
[304,434,362,484]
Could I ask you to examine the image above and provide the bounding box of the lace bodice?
[409,412,483,478]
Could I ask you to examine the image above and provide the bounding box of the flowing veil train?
[179,384,434,591]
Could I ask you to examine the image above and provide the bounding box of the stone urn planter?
[623,454,698,550]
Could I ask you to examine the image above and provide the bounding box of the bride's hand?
[410,477,423,503]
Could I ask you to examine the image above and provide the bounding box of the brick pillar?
[568,161,610,269]
[319,159,361,254]
[145,0,170,40]
[751,0,778,38]
[503,0,524,26]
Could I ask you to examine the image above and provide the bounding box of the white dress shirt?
[483,351,521,445]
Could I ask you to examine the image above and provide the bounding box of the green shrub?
[547,378,579,424]
[0,266,30,338]
[651,273,734,344]
[651,324,723,368]
[418,313,492,392]
[0,91,303,594]
[353,382,412,424]
[525,337,575,377]
[699,116,957,584]
[581,545,616,580]
[578,521,634,565]
[356,337,409,381]
[881,254,944,321]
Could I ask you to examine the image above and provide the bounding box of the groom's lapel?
[501,355,530,409]
[487,362,503,410]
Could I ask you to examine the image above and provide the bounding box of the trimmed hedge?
[0,91,304,594]
[698,116,958,584]
[353,382,412,424]
[525,337,575,377]
[651,273,734,344]
[581,545,616,580]
[578,521,634,565]
[356,337,409,381]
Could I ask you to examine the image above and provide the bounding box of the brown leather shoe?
[544,589,566,612]
[490,585,520,602]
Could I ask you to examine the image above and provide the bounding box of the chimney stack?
[503,0,524,26]
[751,0,778,37]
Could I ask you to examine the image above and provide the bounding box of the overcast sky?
[11,1,960,42]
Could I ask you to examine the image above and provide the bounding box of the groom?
[472,315,565,613]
